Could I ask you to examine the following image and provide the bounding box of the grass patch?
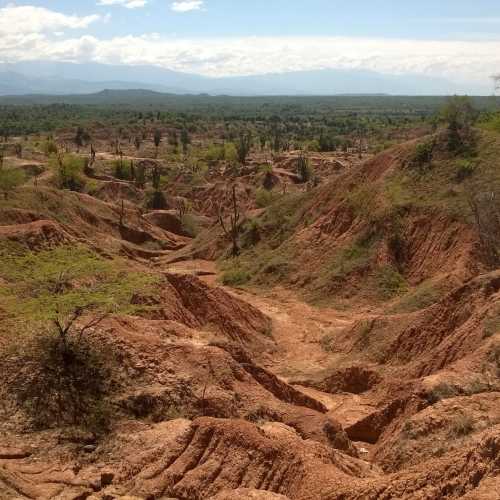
[391,280,443,312]
[221,268,251,287]
[375,265,407,299]
[425,382,459,404]
[326,242,373,280]
[448,414,475,437]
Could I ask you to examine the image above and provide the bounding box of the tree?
[181,128,190,155]
[441,96,477,152]
[270,123,282,153]
[53,154,85,192]
[217,185,242,257]
[0,245,156,430]
[296,153,312,183]
[135,162,146,189]
[236,130,252,164]
[153,129,162,157]
[74,127,89,151]
[134,136,142,151]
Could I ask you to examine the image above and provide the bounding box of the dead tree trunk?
[218,185,241,257]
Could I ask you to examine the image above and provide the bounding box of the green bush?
[454,159,475,183]
[181,214,199,238]
[327,242,373,280]
[204,144,225,162]
[9,331,115,432]
[376,265,407,299]
[0,167,25,198]
[113,159,134,180]
[426,382,458,404]
[51,154,86,191]
[255,188,278,208]
[0,245,157,431]
[221,268,251,286]
[410,141,434,170]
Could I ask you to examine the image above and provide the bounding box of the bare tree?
[217,185,242,257]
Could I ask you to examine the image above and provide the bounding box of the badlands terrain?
[0,96,499,499]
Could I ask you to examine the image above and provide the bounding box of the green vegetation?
[0,167,25,198]
[425,382,459,404]
[392,280,443,312]
[0,245,156,329]
[325,241,373,281]
[51,154,86,191]
[221,268,252,286]
[255,187,278,208]
[376,265,407,299]
[0,244,157,431]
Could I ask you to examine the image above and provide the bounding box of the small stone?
[83,444,97,453]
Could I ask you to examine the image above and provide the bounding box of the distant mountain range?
[0,61,486,97]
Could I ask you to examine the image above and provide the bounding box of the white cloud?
[97,0,147,9]
[0,4,101,35]
[0,5,497,93]
[171,1,204,13]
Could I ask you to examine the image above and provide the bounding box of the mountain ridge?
[0,61,487,96]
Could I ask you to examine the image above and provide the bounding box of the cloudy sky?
[0,0,499,91]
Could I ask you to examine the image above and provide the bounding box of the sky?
[0,0,499,90]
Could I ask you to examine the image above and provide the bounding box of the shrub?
[426,382,458,404]
[52,154,86,191]
[113,159,134,180]
[327,242,373,281]
[205,144,225,162]
[454,159,475,183]
[255,188,278,208]
[43,140,58,156]
[296,154,312,183]
[0,167,25,198]
[241,219,261,248]
[9,331,114,433]
[181,214,199,238]
[221,268,251,286]
[410,141,434,170]
[0,245,156,431]
[376,265,407,299]
[392,281,442,312]
[449,414,475,437]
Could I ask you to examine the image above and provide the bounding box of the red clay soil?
[1,138,500,499]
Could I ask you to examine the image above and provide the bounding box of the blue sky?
[6,0,500,39]
[0,1,499,90]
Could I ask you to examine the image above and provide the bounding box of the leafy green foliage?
[375,265,407,299]
[0,245,156,330]
[296,154,312,183]
[113,158,134,180]
[454,159,475,182]
[410,140,434,171]
[0,244,157,432]
[0,167,25,198]
[255,187,278,208]
[51,154,86,191]
[221,268,251,286]
[8,331,115,432]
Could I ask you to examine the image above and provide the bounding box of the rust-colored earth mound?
[0,129,499,499]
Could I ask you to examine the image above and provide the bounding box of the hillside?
[0,102,499,499]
